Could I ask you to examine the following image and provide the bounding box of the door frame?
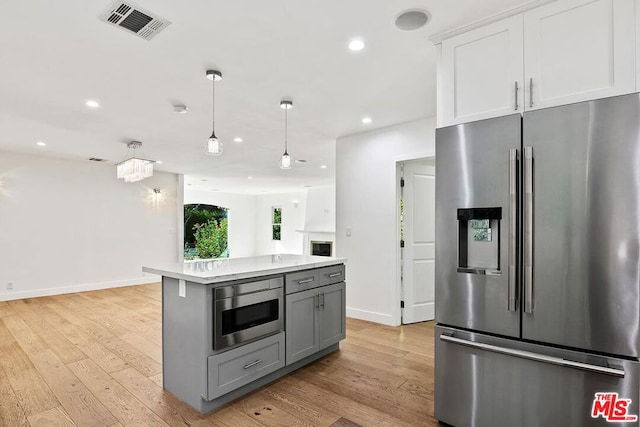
[394,155,436,326]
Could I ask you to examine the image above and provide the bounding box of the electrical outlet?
[6,282,13,290]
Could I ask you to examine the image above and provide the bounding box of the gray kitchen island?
[143,254,346,414]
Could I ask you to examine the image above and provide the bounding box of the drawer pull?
[328,272,342,278]
[243,359,263,369]
[297,278,314,285]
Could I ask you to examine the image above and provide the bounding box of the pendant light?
[206,70,223,156]
[279,99,293,169]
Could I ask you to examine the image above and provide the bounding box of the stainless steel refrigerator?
[435,93,640,426]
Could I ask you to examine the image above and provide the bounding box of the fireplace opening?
[310,241,332,257]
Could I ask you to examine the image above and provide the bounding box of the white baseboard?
[0,275,161,302]
[346,307,398,326]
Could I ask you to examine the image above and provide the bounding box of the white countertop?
[143,254,346,284]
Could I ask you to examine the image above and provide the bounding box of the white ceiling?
[0,0,531,194]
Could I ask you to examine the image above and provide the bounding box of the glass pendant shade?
[206,133,223,156]
[280,151,292,169]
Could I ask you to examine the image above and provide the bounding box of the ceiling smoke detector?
[99,1,171,41]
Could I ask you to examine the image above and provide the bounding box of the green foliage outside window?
[184,204,228,259]
[193,218,228,258]
[272,207,282,241]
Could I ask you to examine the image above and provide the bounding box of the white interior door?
[402,159,435,324]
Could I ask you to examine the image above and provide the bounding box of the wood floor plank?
[0,367,29,427]
[28,349,116,427]
[111,367,205,427]
[258,385,340,427]
[232,391,316,427]
[23,317,87,364]
[67,359,170,427]
[0,317,16,347]
[1,342,59,417]
[0,301,17,317]
[2,315,48,354]
[274,376,416,427]
[119,332,162,364]
[27,406,77,427]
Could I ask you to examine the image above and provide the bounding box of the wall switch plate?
[6,282,13,290]
[178,280,186,298]
[346,227,352,237]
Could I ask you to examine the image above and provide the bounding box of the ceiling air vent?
[89,158,107,162]
[99,1,171,41]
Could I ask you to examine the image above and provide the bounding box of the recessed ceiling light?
[395,9,430,31]
[36,141,46,147]
[320,165,327,169]
[362,116,372,124]
[85,100,100,108]
[295,159,307,164]
[303,185,312,188]
[247,176,253,180]
[173,105,188,114]
[187,183,192,186]
[211,189,220,192]
[233,137,243,143]
[201,179,207,182]
[348,39,365,51]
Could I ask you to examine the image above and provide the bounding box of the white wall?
[303,186,336,232]
[184,190,257,258]
[336,117,436,326]
[254,191,307,255]
[0,150,179,301]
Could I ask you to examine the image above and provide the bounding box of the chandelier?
[116,141,154,183]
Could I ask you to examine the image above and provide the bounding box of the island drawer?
[318,264,345,286]
[285,270,320,294]
[207,332,285,400]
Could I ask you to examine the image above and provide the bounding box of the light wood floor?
[0,283,438,426]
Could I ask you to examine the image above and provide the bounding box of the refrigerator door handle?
[524,146,534,314]
[439,334,625,378]
[508,149,519,311]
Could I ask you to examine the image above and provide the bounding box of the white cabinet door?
[440,15,524,126]
[523,0,635,110]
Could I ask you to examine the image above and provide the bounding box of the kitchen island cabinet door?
[523,0,635,110]
[285,288,320,365]
[319,282,346,350]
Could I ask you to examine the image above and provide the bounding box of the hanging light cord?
[284,106,288,154]
[211,77,215,134]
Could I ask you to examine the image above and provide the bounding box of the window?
[184,204,229,259]
[272,207,282,241]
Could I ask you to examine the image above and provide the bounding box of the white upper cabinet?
[437,0,636,126]
[440,16,524,126]
[524,0,635,110]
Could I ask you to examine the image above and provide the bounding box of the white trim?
[429,0,556,44]
[0,275,161,302]
[347,307,397,326]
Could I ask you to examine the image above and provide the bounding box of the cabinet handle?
[514,81,519,110]
[315,294,319,310]
[297,278,314,285]
[328,272,341,278]
[243,359,263,369]
[529,78,533,108]
[320,292,325,309]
